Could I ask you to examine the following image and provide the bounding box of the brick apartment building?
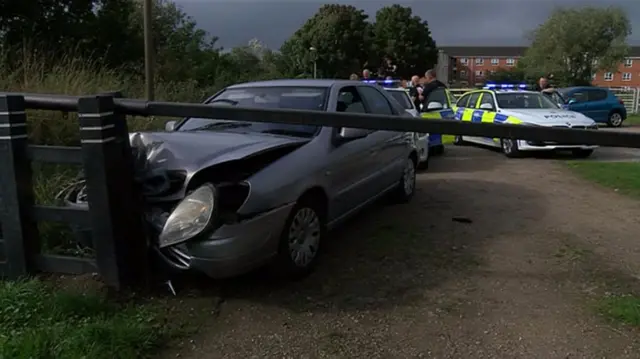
[438,46,640,88]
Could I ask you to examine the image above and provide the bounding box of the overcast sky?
[174,0,640,49]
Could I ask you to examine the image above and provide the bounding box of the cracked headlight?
[159,183,218,248]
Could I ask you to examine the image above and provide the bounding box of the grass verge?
[565,161,640,198]
[598,294,640,327]
[0,278,178,359]
[626,114,640,126]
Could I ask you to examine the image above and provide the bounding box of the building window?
[622,72,632,81]
[460,70,467,77]
[491,58,499,65]
[459,58,468,65]
[624,58,633,67]
[604,72,614,81]
[475,58,484,65]
[475,70,483,77]
[506,58,515,66]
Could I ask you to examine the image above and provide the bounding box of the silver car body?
[383,87,430,164]
[129,79,417,278]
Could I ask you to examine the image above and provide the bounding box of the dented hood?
[129,130,310,172]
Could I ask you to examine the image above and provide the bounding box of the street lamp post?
[309,47,317,79]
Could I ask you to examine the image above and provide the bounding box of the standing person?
[362,69,371,81]
[534,76,555,94]
[421,69,447,107]
[408,75,423,110]
[349,73,359,80]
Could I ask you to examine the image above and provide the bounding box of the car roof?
[558,86,610,92]
[226,79,365,89]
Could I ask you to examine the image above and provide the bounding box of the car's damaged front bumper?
[154,203,293,278]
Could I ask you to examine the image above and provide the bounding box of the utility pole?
[309,47,317,79]
[143,0,155,100]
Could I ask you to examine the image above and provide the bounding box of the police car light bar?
[362,79,401,85]
[483,83,528,90]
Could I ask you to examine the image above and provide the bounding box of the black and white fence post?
[0,95,39,278]
[78,94,149,289]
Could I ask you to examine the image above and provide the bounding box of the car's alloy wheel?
[608,112,623,127]
[287,207,321,268]
[501,139,521,158]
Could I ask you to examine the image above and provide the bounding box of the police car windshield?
[496,93,560,109]
[386,90,413,110]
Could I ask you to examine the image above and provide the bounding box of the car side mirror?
[165,120,177,131]
[479,103,494,111]
[337,127,371,142]
[426,102,444,111]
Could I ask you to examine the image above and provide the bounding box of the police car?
[453,84,598,158]
[364,79,430,168]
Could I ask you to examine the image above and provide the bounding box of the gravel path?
[164,145,640,359]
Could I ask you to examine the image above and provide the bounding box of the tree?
[370,5,437,79]
[280,4,371,78]
[520,6,631,86]
[485,67,527,83]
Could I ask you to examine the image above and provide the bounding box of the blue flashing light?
[483,83,529,90]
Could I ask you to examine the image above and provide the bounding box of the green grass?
[598,295,640,327]
[626,114,640,126]
[565,161,640,197]
[0,279,175,359]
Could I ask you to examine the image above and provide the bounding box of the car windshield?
[496,92,560,109]
[177,86,328,137]
[386,90,413,110]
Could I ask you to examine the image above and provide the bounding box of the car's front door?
[356,85,406,195]
[326,86,380,221]
[584,88,610,122]
[565,89,592,118]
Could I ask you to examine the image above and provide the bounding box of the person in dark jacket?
[407,75,423,110]
[421,69,447,108]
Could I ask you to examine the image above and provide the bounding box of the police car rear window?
[496,93,559,109]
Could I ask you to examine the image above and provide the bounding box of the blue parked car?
[552,87,627,127]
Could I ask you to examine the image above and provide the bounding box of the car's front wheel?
[501,138,522,158]
[273,197,326,279]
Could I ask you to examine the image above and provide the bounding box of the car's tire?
[390,155,417,204]
[417,146,430,170]
[272,196,326,280]
[572,148,594,158]
[501,138,522,158]
[453,135,465,146]
[607,111,624,127]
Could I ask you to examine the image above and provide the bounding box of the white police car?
[453,84,598,158]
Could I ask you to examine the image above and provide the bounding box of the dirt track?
[165,145,640,359]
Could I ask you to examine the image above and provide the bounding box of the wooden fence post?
[0,94,38,278]
[78,94,149,289]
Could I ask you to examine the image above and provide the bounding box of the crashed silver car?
[63,79,419,279]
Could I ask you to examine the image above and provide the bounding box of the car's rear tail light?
[619,99,624,105]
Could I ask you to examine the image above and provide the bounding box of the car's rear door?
[356,85,406,193]
[584,88,610,123]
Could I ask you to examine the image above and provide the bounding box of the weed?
[598,294,640,327]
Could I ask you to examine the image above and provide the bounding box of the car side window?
[358,86,394,115]
[457,94,471,108]
[467,93,482,109]
[425,88,449,109]
[337,86,366,113]
[479,92,495,110]
[587,89,608,102]
[570,91,587,103]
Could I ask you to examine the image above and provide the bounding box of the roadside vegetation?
[598,295,640,328]
[626,114,640,126]
[0,278,179,359]
[565,162,640,198]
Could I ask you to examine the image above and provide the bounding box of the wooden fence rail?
[1,90,640,290]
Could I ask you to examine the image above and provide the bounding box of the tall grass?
[0,52,215,252]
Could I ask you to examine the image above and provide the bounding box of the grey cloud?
[174,0,640,49]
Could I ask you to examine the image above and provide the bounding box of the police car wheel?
[501,139,522,158]
[390,156,416,203]
[454,136,465,145]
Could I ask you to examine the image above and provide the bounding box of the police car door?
[460,92,484,144]
[475,92,500,146]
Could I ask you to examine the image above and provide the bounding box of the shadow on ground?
[426,145,503,174]
[162,176,549,316]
